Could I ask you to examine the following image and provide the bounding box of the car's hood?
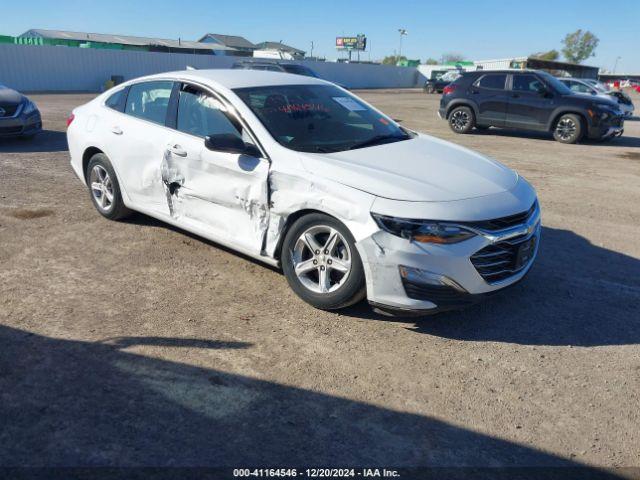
[569,92,619,108]
[300,133,518,202]
[0,86,24,106]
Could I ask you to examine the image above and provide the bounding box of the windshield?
[538,72,573,95]
[234,84,410,153]
[281,65,319,78]
[441,71,461,82]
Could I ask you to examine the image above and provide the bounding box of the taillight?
[443,85,456,95]
[66,113,75,128]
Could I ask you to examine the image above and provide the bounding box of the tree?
[531,49,559,61]
[382,55,406,65]
[425,58,438,65]
[561,30,599,63]
[441,53,465,64]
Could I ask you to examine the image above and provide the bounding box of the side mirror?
[204,134,261,157]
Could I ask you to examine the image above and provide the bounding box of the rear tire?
[281,213,366,310]
[553,114,584,144]
[448,106,475,134]
[86,153,132,221]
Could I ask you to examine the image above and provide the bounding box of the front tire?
[553,114,584,144]
[281,213,366,310]
[448,106,475,134]
[86,153,132,220]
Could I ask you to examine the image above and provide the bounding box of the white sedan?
[67,70,540,314]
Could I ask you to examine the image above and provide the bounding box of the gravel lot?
[1,89,639,474]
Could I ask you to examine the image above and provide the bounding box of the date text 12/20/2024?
[233,468,400,478]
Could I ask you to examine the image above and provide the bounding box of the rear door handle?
[168,144,187,157]
[111,126,123,135]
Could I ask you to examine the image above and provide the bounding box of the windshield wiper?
[348,134,409,151]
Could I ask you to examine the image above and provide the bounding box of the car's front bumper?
[587,114,624,140]
[356,187,541,314]
[0,109,42,138]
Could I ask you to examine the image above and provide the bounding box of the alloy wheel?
[450,110,470,131]
[90,165,114,212]
[291,225,352,294]
[555,118,577,141]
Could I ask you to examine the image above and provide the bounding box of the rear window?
[477,74,507,90]
[105,88,127,112]
[124,81,173,125]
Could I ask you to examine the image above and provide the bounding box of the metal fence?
[0,44,423,92]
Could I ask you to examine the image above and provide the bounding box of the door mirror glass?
[205,133,261,157]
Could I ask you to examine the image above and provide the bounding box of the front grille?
[461,201,537,232]
[0,126,23,135]
[471,234,537,283]
[0,104,19,117]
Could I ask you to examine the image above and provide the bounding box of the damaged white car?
[68,70,540,314]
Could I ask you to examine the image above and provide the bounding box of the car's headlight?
[590,103,619,119]
[22,99,37,115]
[372,213,476,244]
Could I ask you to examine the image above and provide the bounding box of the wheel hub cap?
[291,226,352,294]
[556,119,576,140]
[451,111,469,130]
[90,165,114,212]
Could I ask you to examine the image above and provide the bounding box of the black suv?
[438,70,624,143]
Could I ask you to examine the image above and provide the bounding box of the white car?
[560,77,635,118]
[67,70,540,314]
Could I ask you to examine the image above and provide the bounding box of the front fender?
[264,170,377,257]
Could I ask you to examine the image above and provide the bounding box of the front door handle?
[111,126,123,135]
[168,144,187,157]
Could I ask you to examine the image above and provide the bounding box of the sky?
[1,0,638,72]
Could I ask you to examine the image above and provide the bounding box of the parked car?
[232,60,320,78]
[559,77,634,118]
[0,84,42,139]
[439,70,624,143]
[68,70,540,315]
[423,70,461,94]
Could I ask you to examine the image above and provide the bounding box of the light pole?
[398,28,407,60]
[613,56,621,73]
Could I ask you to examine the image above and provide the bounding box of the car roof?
[129,68,329,90]
[464,69,543,75]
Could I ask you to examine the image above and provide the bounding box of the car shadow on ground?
[0,325,624,476]
[121,212,282,273]
[472,128,640,147]
[0,129,68,153]
[344,226,640,347]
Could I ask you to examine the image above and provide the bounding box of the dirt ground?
[1,89,639,474]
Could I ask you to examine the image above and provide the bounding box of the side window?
[105,87,127,112]
[125,81,173,125]
[477,74,507,90]
[567,81,591,93]
[177,84,241,138]
[512,74,545,92]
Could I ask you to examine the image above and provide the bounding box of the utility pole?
[613,56,621,74]
[398,28,407,60]
[310,41,314,59]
